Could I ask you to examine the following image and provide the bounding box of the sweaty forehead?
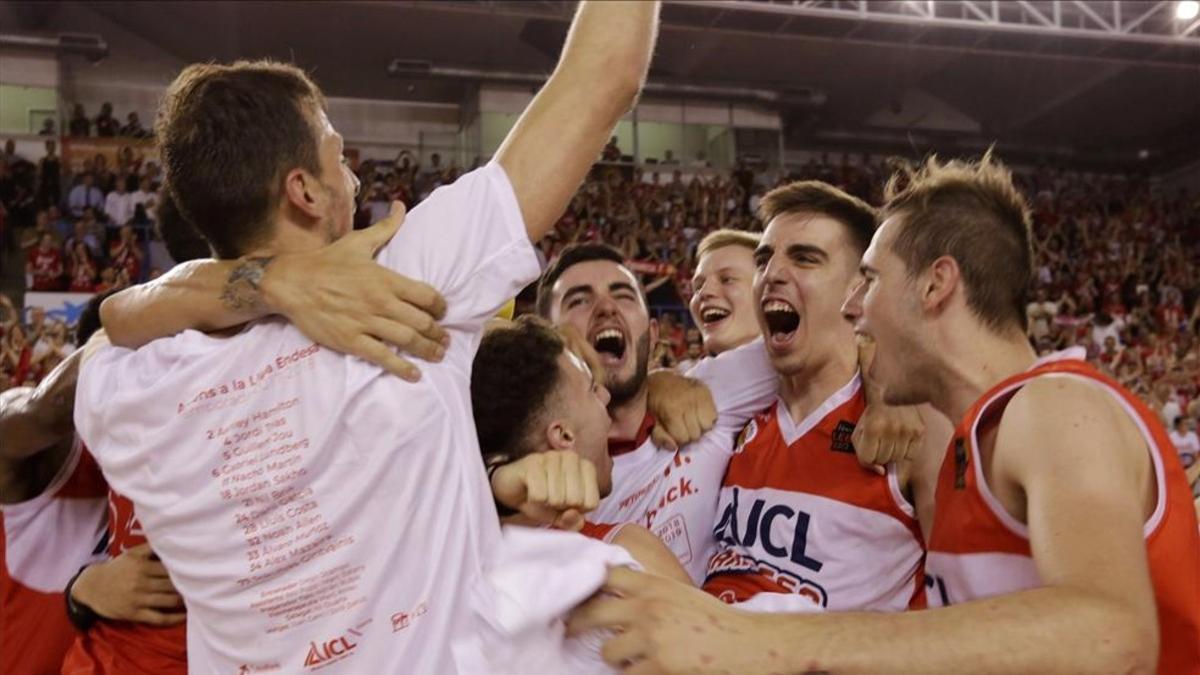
[553,260,639,297]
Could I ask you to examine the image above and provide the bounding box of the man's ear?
[545,420,574,451]
[648,317,660,347]
[921,255,960,316]
[283,168,324,220]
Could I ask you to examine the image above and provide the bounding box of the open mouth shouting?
[762,298,801,350]
[590,325,628,369]
[699,304,732,331]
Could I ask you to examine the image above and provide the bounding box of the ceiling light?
[1178,1,1200,20]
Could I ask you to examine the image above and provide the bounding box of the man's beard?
[606,332,651,408]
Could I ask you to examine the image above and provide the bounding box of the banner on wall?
[61,137,158,174]
[23,292,95,326]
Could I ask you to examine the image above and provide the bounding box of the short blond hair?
[881,150,1033,333]
[697,229,760,260]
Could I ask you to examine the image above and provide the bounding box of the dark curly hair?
[471,316,566,462]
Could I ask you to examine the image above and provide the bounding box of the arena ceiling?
[4,0,1198,171]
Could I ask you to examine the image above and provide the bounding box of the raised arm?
[0,348,80,461]
[100,206,448,381]
[496,1,659,241]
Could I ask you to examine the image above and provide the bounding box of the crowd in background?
[2,134,1198,460]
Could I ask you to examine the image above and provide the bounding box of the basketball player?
[1,297,180,675]
[568,155,1200,674]
[472,315,691,584]
[689,227,929,475]
[688,230,761,357]
[75,3,661,673]
[536,242,780,583]
[700,182,950,613]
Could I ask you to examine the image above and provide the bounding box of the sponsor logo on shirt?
[954,438,968,489]
[734,419,759,454]
[237,663,281,673]
[712,486,824,573]
[303,620,370,670]
[390,602,428,633]
[830,420,856,453]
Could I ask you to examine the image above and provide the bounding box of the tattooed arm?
[100,206,450,381]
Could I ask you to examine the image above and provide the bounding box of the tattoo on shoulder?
[220,256,275,314]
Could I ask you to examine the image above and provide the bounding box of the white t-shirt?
[104,191,133,226]
[457,526,633,675]
[1169,430,1199,461]
[589,340,777,583]
[76,162,541,674]
[1091,319,1124,350]
[128,189,158,222]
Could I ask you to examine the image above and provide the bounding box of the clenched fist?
[490,450,601,531]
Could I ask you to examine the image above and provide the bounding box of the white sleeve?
[685,338,777,437]
[374,161,541,331]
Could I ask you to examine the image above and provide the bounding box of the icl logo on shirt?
[712,486,824,573]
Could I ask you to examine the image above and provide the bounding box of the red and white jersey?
[1,439,108,675]
[703,375,925,613]
[588,341,777,583]
[61,488,188,675]
[926,349,1200,674]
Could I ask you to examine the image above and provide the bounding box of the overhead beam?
[669,0,1200,48]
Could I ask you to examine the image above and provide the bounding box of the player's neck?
[930,329,1037,424]
[242,214,331,259]
[608,388,649,441]
[778,345,858,425]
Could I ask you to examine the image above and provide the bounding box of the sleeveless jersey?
[1,440,108,675]
[61,489,188,674]
[703,375,926,612]
[926,349,1200,674]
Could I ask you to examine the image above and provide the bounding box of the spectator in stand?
[1171,416,1200,468]
[36,139,62,208]
[120,111,149,138]
[93,265,119,294]
[29,319,70,379]
[602,135,621,162]
[27,232,65,291]
[94,102,119,137]
[104,177,133,226]
[67,173,104,218]
[1026,287,1059,340]
[0,323,32,384]
[21,210,60,252]
[128,176,158,225]
[38,118,56,137]
[93,152,117,193]
[108,224,143,283]
[69,103,91,137]
[68,239,99,292]
[2,139,20,165]
[661,149,678,165]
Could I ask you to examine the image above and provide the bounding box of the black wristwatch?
[485,453,520,518]
[64,566,100,632]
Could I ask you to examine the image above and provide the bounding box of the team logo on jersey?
[734,419,759,454]
[953,438,968,489]
[830,420,856,453]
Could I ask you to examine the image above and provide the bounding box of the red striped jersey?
[1,440,107,675]
[703,375,925,612]
[926,349,1200,674]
